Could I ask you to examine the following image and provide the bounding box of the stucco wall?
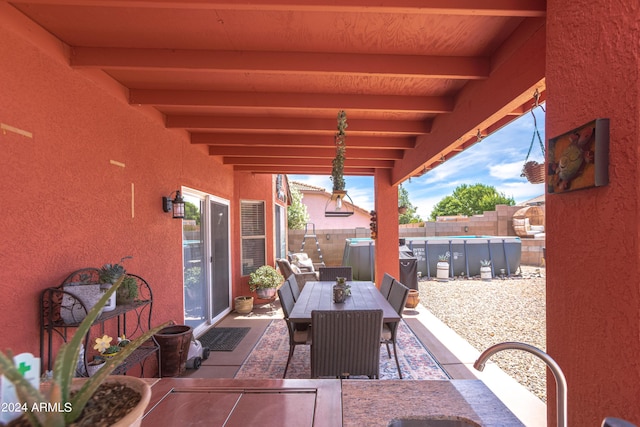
[0,19,273,361]
[546,1,640,424]
[300,191,370,229]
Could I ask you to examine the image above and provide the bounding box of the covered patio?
[2,1,639,426]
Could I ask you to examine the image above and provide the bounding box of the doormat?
[198,327,250,352]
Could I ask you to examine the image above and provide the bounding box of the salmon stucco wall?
[300,191,370,229]
[0,19,238,359]
[233,171,278,301]
[546,0,640,424]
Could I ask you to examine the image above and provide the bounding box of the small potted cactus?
[480,259,493,281]
[437,253,450,282]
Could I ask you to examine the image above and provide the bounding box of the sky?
[290,105,546,220]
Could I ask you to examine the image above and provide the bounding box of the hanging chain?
[524,90,545,162]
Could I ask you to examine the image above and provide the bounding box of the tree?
[429,183,515,220]
[287,185,309,230]
[398,185,422,224]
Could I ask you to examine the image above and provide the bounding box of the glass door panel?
[183,195,206,329]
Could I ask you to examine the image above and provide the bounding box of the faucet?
[474,342,568,427]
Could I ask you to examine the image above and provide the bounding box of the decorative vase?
[234,296,254,314]
[256,288,276,299]
[405,289,420,308]
[332,284,346,303]
[436,261,449,282]
[480,265,493,281]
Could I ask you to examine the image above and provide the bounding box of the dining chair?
[286,274,300,302]
[311,309,383,379]
[277,284,311,378]
[318,266,353,281]
[379,273,395,300]
[382,280,410,379]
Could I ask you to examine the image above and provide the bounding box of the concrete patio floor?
[181,299,547,427]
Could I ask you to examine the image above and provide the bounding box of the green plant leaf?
[66,320,171,423]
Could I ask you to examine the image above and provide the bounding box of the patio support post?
[374,169,399,285]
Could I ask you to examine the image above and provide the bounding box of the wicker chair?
[285,274,300,302]
[379,273,395,300]
[276,258,318,290]
[382,280,409,379]
[318,266,353,281]
[311,309,383,379]
[277,284,310,378]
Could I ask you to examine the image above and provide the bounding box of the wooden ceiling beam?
[130,89,454,114]
[234,166,375,175]
[192,133,416,149]
[168,116,431,135]
[223,157,393,168]
[72,48,490,79]
[209,146,404,160]
[22,1,546,17]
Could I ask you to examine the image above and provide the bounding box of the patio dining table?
[288,281,401,324]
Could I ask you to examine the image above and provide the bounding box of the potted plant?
[248,265,283,299]
[116,275,138,305]
[480,259,493,281]
[0,275,171,427]
[436,253,450,282]
[98,256,132,312]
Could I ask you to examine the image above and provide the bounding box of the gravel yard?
[418,265,547,402]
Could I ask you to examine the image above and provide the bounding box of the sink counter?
[341,380,524,427]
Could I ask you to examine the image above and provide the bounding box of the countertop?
[142,378,524,426]
[342,380,524,427]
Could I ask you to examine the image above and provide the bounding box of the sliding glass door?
[182,190,231,334]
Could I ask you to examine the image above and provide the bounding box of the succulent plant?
[98,256,132,284]
[248,265,283,292]
[0,275,170,426]
[438,253,450,262]
[480,259,492,267]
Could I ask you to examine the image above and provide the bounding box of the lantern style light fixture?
[162,190,185,219]
[324,190,355,217]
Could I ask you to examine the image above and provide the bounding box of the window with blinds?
[241,200,266,275]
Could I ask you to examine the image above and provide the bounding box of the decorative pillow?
[292,253,314,271]
[290,263,302,274]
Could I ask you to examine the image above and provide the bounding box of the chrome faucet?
[474,342,568,427]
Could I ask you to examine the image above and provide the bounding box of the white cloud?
[489,161,525,180]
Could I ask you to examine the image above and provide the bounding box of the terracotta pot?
[101,376,151,427]
[405,289,420,308]
[62,376,151,427]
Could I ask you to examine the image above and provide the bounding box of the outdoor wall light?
[325,191,354,217]
[162,190,185,219]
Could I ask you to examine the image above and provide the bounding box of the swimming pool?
[342,236,522,281]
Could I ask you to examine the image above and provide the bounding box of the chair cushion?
[293,329,310,343]
[291,253,315,272]
[290,263,302,274]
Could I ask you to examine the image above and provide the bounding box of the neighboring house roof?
[520,194,545,206]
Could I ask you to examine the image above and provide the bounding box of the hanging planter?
[522,161,545,184]
[330,110,347,193]
[521,90,546,184]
